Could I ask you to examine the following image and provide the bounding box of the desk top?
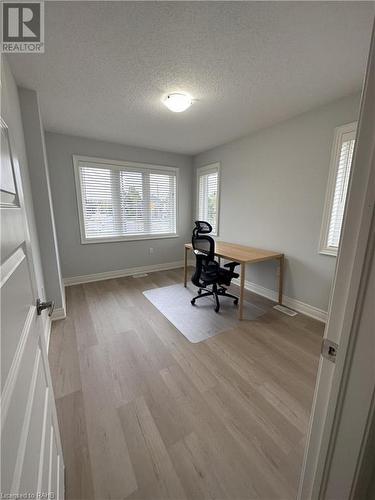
[185,241,283,264]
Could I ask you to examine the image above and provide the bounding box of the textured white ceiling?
[8,1,374,155]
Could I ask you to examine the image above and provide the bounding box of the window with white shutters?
[73,156,178,243]
[197,163,220,235]
[319,122,357,256]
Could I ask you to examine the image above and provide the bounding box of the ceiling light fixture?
[163,92,192,112]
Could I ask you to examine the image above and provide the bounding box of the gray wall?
[1,59,47,322]
[193,93,361,311]
[45,93,360,311]
[45,132,194,279]
[19,89,65,311]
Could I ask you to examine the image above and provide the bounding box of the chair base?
[191,284,238,313]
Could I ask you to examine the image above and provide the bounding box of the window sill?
[319,247,338,257]
[81,234,180,245]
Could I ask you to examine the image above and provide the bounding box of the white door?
[1,109,64,495]
[298,22,375,499]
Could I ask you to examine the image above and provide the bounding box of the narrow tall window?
[319,122,357,256]
[197,163,220,235]
[74,156,177,243]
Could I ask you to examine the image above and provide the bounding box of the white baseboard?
[282,295,327,323]
[63,260,188,286]
[44,316,52,351]
[51,307,67,321]
[232,277,327,323]
[63,260,327,323]
[44,308,66,353]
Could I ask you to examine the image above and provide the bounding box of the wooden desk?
[184,241,284,320]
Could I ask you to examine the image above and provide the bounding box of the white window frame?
[73,155,179,244]
[319,122,357,256]
[196,162,221,236]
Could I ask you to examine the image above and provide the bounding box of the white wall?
[1,58,47,316]
[45,132,194,279]
[193,93,361,312]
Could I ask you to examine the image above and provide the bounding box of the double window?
[196,163,220,235]
[319,122,357,256]
[74,156,178,243]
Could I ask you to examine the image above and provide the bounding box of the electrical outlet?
[149,247,154,255]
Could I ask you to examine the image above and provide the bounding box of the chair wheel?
[191,299,196,305]
[234,298,238,305]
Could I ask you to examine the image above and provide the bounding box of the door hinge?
[36,298,55,317]
[321,338,339,363]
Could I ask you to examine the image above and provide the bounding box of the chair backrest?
[192,221,215,259]
[193,220,212,235]
[191,221,216,286]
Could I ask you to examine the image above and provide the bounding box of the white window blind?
[327,137,355,248]
[74,156,177,242]
[319,123,357,256]
[197,163,220,235]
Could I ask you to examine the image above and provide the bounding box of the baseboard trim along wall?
[51,307,67,321]
[44,308,66,354]
[63,260,192,286]
[63,261,327,323]
[44,316,52,351]
[232,277,328,323]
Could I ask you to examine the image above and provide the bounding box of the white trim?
[196,162,221,236]
[60,282,66,318]
[37,386,50,495]
[232,277,327,322]
[282,295,327,323]
[299,24,375,499]
[63,260,188,286]
[11,349,42,492]
[319,121,357,256]
[62,259,326,321]
[72,154,179,244]
[78,233,180,245]
[39,332,64,462]
[1,306,36,425]
[319,246,339,257]
[44,316,52,351]
[196,162,220,176]
[57,454,63,500]
[72,154,179,173]
[0,246,26,288]
[51,307,67,322]
[47,424,54,498]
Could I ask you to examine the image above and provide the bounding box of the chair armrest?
[224,261,240,272]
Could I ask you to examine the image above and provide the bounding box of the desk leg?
[184,246,188,287]
[239,263,245,320]
[278,255,284,304]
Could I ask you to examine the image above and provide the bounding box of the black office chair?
[191,221,240,313]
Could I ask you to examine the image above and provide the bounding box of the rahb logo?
[1,1,44,53]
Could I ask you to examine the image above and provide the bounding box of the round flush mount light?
[163,92,192,112]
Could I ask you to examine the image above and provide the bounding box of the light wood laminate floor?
[49,268,323,500]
